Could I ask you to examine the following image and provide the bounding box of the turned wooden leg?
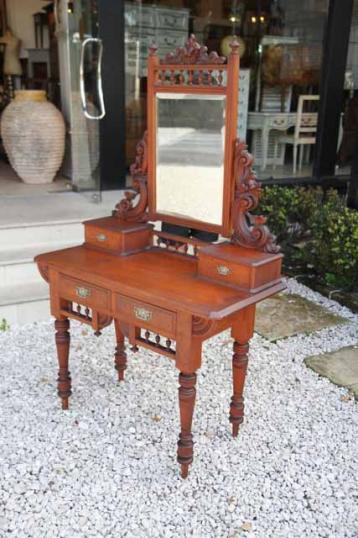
[114,319,127,381]
[230,341,249,437]
[55,319,71,410]
[230,305,255,437]
[177,372,197,479]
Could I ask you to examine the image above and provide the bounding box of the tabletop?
[36,245,285,320]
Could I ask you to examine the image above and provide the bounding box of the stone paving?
[255,293,347,341]
[305,345,358,399]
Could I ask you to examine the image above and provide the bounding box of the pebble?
[0,278,357,537]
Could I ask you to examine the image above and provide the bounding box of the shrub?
[258,185,323,241]
[258,186,358,291]
[0,318,10,331]
[302,191,358,290]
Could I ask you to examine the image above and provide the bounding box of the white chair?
[274,95,319,174]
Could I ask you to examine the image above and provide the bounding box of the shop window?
[124,0,329,181]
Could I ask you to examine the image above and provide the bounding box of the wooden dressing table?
[35,36,285,478]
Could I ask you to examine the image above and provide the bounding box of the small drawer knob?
[96,233,107,242]
[134,306,152,322]
[217,265,231,276]
[76,286,91,298]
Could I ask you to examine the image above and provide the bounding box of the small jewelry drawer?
[116,294,176,338]
[58,274,110,311]
[197,242,283,293]
[84,217,152,256]
[85,224,123,252]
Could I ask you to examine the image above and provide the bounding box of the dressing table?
[35,36,285,478]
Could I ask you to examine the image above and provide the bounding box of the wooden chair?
[274,95,319,174]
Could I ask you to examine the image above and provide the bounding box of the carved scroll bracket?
[231,140,280,254]
[113,132,149,222]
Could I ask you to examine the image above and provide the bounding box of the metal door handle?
[54,0,61,27]
[80,37,106,120]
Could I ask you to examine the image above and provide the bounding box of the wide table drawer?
[58,274,110,311]
[116,294,176,337]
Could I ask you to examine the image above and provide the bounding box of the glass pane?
[156,94,226,225]
[61,0,101,196]
[336,0,358,179]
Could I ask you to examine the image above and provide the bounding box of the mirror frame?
[147,39,240,237]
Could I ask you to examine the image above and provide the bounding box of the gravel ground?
[0,279,357,538]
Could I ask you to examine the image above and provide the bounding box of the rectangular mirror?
[156,93,226,226]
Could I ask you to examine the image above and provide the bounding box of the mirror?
[156,93,226,226]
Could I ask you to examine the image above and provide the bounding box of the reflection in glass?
[156,93,226,225]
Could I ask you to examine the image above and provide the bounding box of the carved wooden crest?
[162,34,226,65]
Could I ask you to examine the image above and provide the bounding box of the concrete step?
[0,281,50,326]
[0,190,125,251]
[0,220,83,251]
[0,190,126,326]
[0,242,79,288]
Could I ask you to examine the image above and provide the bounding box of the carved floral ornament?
[149,34,234,65]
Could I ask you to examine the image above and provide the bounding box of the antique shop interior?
[0,0,357,198]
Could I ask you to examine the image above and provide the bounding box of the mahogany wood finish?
[114,319,127,381]
[230,341,249,437]
[198,243,282,293]
[177,372,197,479]
[84,217,152,256]
[35,36,285,478]
[55,319,71,410]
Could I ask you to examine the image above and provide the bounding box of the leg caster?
[55,319,71,410]
[114,319,127,382]
[177,372,197,478]
[230,341,249,437]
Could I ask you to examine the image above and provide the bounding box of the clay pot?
[1,90,65,184]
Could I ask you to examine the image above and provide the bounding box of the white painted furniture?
[274,95,319,174]
[247,111,297,170]
[124,3,189,77]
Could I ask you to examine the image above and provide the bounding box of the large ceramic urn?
[1,90,65,184]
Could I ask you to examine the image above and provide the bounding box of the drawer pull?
[134,306,152,322]
[76,286,91,298]
[96,233,107,242]
[217,265,231,276]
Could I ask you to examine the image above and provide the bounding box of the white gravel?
[0,279,357,538]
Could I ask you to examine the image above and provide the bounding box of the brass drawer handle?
[134,306,152,322]
[96,233,107,242]
[217,265,231,276]
[76,286,91,298]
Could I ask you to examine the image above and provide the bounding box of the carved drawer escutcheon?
[76,286,91,298]
[217,265,231,276]
[58,274,110,311]
[134,306,152,321]
[116,294,176,338]
[96,233,107,242]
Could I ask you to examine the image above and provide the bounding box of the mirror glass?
[156,93,226,226]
